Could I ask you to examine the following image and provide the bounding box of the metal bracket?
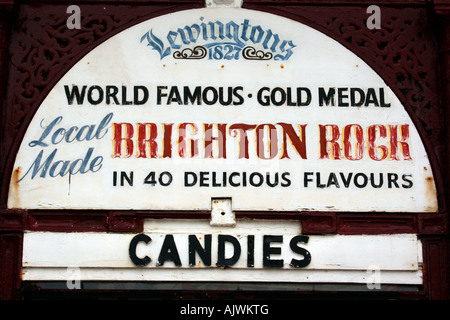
[210,197,235,227]
[205,0,242,8]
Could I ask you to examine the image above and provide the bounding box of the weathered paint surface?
[21,219,423,284]
[7,8,437,212]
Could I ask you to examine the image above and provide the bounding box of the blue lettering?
[96,112,113,139]
[167,31,180,49]
[28,113,113,148]
[18,147,103,182]
[65,126,78,143]
[178,25,201,44]
[144,18,295,61]
[200,21,215,41]
[49,158,70,177]
[249,25,263,44]
[29,116,62,147]
[262,29,280,52]
[240,19,251,41]
[226,21,245,47]
[51,127,67,145]
[274,40,296,60]
[75,125,95,142]
[18,149,56,181]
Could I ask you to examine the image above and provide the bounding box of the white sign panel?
[22,219,423,285]
[8,8,437,212]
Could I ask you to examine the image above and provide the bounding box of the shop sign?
[8,8,437,212]
[21,219,423,284]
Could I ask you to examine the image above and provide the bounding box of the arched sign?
[8,8,437,213]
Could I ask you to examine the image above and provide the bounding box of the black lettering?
[263,235,283,267]
[249,172,263,187]
[354,173,368,188]
[247,235,255,268]
[266,172,278,187]
[402,174,413,188]
[189,234,212,267]
[184,171,197,186]
[257,87,270,106]
[350,88,365,106]
[212,171,222,187]
[286,88,296,106]
[157,234,182,266]
[338,88,349,107]
[318,87,335,106]
[129,233,151,266]
[106,85,119,105]
[316,172,326,188]
[339,172,353,187]
[304,172,313,187]
[229,172,240,187]
[370,173,384,188]
[217,235,241,267]
[289,235,311,268]
[121,86,132,105]
[144,171,156,186]
[167,86,182,105]
[297,87,311,106]
[222,171,227,187]
[379,88,391,107]
[327,172,340,188]
[219,87,233,105]
[200,171,209,187]
[134,86,149,105]
[388,173,399,188]
[365,88,379,107]
[183,86,202,105]
[158,171,173,186]
[87,85,104,105]
[203,86,218,105]
[157,86,168,105]
[271,87,286,106]
[64,85,86,105]
[119,170,133,186]
[233,86,244,105]
[281,172,291,187]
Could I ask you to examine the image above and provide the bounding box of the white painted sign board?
[8,8,437,212]
[22,219,423,285]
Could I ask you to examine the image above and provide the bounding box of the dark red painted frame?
[0,0,449,300]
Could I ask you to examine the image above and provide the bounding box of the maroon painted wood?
[0,232,22,299]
